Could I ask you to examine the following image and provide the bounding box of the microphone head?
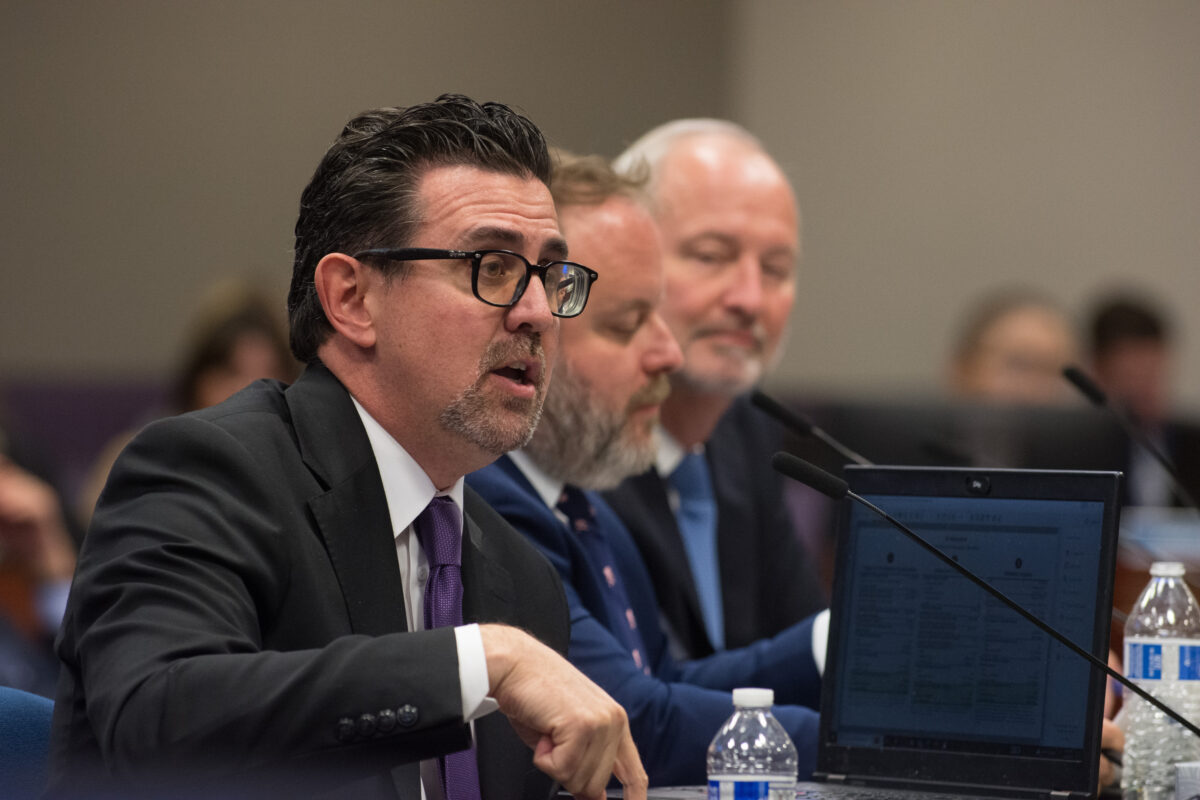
[771,451,849,499]
[751,390,815,435]
[1062,365,1108,407]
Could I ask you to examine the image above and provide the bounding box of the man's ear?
[314,253,377,349]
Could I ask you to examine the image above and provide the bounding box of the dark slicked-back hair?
[288,94,552,363]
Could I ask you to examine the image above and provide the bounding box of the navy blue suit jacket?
[467,455,821,787]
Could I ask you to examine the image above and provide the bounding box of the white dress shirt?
[352,398,496,799]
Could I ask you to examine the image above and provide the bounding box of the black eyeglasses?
[352,247,599,318]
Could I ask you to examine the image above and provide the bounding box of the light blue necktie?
[668,452,724,651]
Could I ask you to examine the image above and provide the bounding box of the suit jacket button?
[397,704,419,727]
[377,708,397,733]
[357,712,377,737]
[336,717,356,742]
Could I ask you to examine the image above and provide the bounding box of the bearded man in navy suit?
[468,152,824,787]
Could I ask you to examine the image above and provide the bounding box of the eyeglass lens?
[476,252,588,317]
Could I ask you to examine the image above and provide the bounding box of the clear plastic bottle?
[1122,561,1200,800]
[707,687,798,800]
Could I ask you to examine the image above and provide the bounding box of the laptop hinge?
[824,774,848,784]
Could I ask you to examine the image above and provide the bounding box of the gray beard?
[671,364,759,397]
[524,367,659,491]
[439,335,546,456]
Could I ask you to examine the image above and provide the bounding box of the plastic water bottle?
[1122,561,1200,800]
[707,687,798,800]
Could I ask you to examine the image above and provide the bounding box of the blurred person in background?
[76,280,298,525]
[1088,293,1200,508]
[948,288,1080,405]
[169,279,299,413]
[0,417,79,697]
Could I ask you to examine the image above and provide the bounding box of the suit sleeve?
[477,475,819,787]
[567,608,820,786]
[58,415,468,787]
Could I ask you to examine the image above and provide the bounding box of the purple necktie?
[414,495,482,800]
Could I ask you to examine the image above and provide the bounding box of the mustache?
[481,333,544,380]
[626,373,672,409]
[693,319,767,348]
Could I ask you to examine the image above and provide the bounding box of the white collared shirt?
[508,449,565,513]
[351,398,495,800]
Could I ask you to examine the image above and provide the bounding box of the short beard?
[525,365,670,491]
[439,334,546,456]
[671,357,763,397]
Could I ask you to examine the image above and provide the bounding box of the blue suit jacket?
[468,455,821,787]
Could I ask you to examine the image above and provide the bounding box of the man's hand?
[0,457,76,582]
[480,624,648,799]
[1099,717,1124,791]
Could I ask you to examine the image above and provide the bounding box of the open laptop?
[631,465,1121,800]
[793,465,1121,799]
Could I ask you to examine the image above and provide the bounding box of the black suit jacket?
[48,365,567,799]
[603,396,825,659]
[1119,419,1200,508]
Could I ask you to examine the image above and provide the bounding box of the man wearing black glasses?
[48,95,645,800]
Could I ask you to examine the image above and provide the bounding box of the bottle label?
[707,778,795,799]
[1126,638,1200,680]
[1127,640,1163,680]
[1181,644,1200,680]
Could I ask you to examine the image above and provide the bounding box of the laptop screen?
[817,467,1120,796]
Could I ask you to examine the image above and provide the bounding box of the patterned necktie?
[668,451,725,650]
[556,486,651,675]
[414,495,482,800]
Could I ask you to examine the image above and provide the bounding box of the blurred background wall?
[3,0,1198,408]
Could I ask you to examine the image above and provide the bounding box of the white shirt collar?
[654,424,704,478]
[507,449,565,511]
[350,396,465,537]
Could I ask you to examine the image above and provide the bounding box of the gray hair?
[612,119,763,205]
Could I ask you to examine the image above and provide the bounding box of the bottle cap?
[1151,561,1186,577]
[732,687,774,708]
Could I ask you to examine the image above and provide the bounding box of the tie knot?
[416,495,461,567]
[670,451,712,501]
[556,486,596,530]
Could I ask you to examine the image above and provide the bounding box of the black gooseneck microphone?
[1062,364,1200,511]
[750,390,873,466]
[770,450,1200,740]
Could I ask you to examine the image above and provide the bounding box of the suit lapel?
[462,488,541,800]
[287,365,408,637]
[631,469,711,644]
[460,500,516,625]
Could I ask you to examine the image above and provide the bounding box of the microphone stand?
[751,390,873,466]
[1063,365,1200,511]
